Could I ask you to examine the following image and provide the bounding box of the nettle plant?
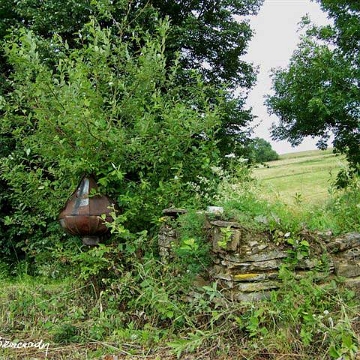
[0,16,222,261]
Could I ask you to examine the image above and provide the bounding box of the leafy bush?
[0,17,222,265]
[248,137,280,164]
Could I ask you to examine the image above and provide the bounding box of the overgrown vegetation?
[0,0,263,160]
[0,16,223,266]
[220,154,359,235]
[0,1,358,358]
[0,157,359,359]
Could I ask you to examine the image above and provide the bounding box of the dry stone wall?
[325,232,360,294]
[158,209,360,301]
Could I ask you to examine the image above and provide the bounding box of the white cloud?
[241,0,330,154]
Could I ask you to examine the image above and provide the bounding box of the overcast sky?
[243,0,330,154]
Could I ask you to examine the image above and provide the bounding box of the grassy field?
[253,148,347,206]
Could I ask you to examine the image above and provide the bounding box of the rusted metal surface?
[59,175,115,245]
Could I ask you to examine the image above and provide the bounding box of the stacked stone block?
[159,210,360,301]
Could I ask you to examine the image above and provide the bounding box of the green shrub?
[306,175,360,234]
[0,16,221,266]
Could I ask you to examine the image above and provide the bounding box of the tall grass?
[253,149,347,206]
[0,152,358,359]
[306,176,360,234]
[216,155,359,235]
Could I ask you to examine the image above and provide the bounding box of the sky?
[243,0,330,154]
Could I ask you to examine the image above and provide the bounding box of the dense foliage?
[248,137,279,163]
[0,0,264,264]
[0,0,263,157]
[0,3,358,358]
[0,17,223,264]
[266,0,360,174]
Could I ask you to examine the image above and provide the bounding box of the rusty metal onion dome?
[59,175,116,246]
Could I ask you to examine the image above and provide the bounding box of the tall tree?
[0,0,263,156]
[266,0,360,172]
[248,137,279,164]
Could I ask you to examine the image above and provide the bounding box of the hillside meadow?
[253,148,347,206]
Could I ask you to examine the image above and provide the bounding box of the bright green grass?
[253,149,347,206]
